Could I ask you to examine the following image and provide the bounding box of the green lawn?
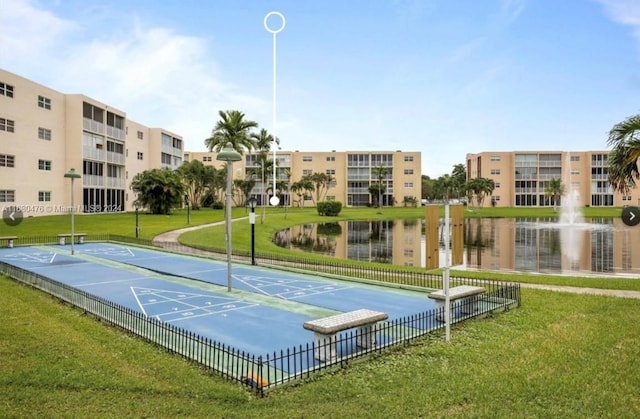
[1,206,639,417]
[2,278,638,417]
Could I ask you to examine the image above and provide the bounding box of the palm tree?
[204,110,258,154]
[250,128,277,222]
[306,172,333,205]
[544,178,565,211]
[372,165,388,208]
[607,114,640,193]
[451,163,467,199]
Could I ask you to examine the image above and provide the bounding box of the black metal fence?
[1,235,521,395]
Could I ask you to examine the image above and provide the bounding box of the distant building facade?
[466,151,640,207]
[0,69,183,216]
[184,149,423,208]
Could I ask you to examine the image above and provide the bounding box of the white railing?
[82,174,104,187]
[106,126,125,140]
[83,118,103,134]
[83,148,105,161]
[106,177,125,188]
[107,152,125,164]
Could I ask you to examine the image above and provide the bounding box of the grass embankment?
[2,278,639,417]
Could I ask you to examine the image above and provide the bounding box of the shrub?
[317,201,342,216]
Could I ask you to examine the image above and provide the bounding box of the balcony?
[107,151,125,164]
[83,118,104,134]
[82,174,104,187]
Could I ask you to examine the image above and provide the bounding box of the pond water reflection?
[272,218,640,276]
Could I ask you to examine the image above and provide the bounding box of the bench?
[57,233,87,245]
[0,235,17,248]
[303,309,388,362]
[428,285,486,321]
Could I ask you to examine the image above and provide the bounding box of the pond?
[272,218,640,276]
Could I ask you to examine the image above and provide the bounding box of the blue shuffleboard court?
[1,242,448,374]
[76,242,439,320]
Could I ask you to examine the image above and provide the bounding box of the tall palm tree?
[451,163,467,199]
[607,114,640,193]
[250,128,276,222]
[204,110,258,153]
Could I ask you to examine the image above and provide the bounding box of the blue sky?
[2,0,640,177]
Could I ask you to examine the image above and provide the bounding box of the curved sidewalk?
[152,223,640,300]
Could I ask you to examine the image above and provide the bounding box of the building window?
[570,155,580,162]
[495,182,500,188]
[137,130,143,139]
[303,169,312,176]
[202,156,212,162]
[622,196,632,201]
[0,190,15,202]
[490,156,501,162]
[404,156,414,162]
[161,153,172,165]
[404,169,414,175]
[326,156,335,162]
[571,169,580,175]
[490,169,501,175]
[0,154,15,167]
[38,127,52,141]
[137,152,144,160]
[38,191,51,202]
[0,82,14,98]
[326,169,336,175]
[0,118,15,132]
[38,159,52,171]
[38,95,51,110]
[404,182,414,188]
[303,156,313,162]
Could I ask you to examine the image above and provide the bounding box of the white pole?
[264,12,285,207]
[225,162,233,292]
[70,178,75,255]
[444,203,451,342]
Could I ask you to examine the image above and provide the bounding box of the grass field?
[1,206,639,417]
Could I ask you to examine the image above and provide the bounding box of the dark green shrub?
[317,201,342,216]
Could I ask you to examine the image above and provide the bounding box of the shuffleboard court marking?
[234,274,353,299]
[131,286,257,322]
[76,276,151,287]
[1,251,58,264]
[82,246,135,257]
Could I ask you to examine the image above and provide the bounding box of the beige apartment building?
[183,149,423,208]
[466,151,640,207]
[1,68,422,217]
[0,69,183,217]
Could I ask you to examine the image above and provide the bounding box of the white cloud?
[0,0,268,151]
[595,0,640,48]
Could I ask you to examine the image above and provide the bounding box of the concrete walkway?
[152,222,640,300]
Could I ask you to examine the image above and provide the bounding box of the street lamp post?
[185,194,190,225]
[64,168,81,255]
[216,142,242,292]
[247,197,257,265]
[134,204,140,238]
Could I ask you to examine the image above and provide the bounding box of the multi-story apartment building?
[0,69,183,217]
[466,151,640,207]
[183,149,423,208]
[1,68,420,217]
